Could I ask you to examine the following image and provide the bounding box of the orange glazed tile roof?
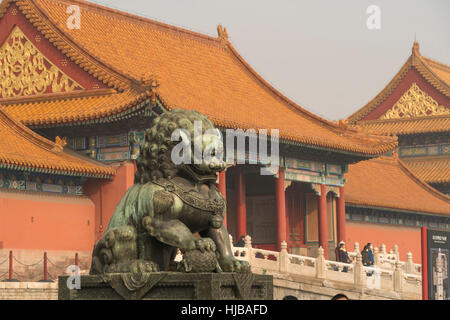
[422,56,450,87]
[355,115,450,135]
[0,0,397,156]
[1,89,152,126]
[0,108,115,178]
[345,156,450,215]
[402,157,450,185]
[347,42,450,124]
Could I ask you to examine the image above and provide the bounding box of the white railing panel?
[326,268,354,283]
[230,242,421,297]
[287,263,316,277]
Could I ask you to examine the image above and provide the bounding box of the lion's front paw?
[194,237,216,253]
[219,257,251,273]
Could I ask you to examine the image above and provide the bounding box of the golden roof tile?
[0,107,115,177]
[1,88,151,126]
[353,115,450,135]
[0,0,398,156]
[345,156,450,215]
[402,156,450,185]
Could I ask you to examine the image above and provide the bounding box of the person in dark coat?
[338,241,352,272]
[367,243,374,265]
[335,245,341,262]
[362,242,375,276]
[235,235,246,257]
[235,235,246,247]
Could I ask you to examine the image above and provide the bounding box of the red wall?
[0,161,135,271]
[84,161,135,240]
[0,189,95,251]
[346,221,422,263]
[0,162,136,251]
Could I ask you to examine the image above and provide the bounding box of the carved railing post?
[394,262,404,293]
[393,244,399,261]
[354,242,360,254]
[373,246,380,266]
[379,244,387,266]
[354,252,366,288]
[229,234,233,249]
[405,252,414,274]
[244,235,253,265]
[279,241,288,274]
[316,246,325,280]
[244,235,252,249]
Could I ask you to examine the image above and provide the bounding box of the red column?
[336,186,346,243]
[276,168,287,252]
[75,253,79,267]
[218,170,227,227]
[318,184,329,259]
[43,252,48,281]
[236,166,246,238]
[9,250,13,281]
[421,227,428,300]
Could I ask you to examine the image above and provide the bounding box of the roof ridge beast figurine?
[90,109,250,275]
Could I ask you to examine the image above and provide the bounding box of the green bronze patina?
[90,109,250,275]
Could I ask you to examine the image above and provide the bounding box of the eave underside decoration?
[347,42,450,124]
[0,25,84,98]
[381,83,449,120]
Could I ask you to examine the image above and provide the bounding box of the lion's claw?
[219,257,251,273]
[194,238,216,253]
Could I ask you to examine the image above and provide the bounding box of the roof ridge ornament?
[412,41,420,65]
[412,41,419,54]
[337,119,349,129]
[52,136,67,153]
[140,73,160,105]
[217,24,229,44]
[392,147,399,159]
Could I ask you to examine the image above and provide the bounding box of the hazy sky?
[90,0,449,121]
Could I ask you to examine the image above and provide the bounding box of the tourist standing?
[338,241,352,272]
[361,242,375,276]
[235,235,245,247]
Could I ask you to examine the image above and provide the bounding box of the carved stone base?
[58,272,273,300]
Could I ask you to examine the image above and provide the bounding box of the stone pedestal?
[58,272,273,300]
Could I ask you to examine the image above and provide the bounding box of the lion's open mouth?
[180,164,220,183]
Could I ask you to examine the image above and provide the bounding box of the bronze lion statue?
[90,109,250,274]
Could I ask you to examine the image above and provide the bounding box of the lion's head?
[135,109,226,184]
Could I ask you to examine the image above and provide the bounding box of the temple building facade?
[343,43,450,262]
[344,155,450,261]
[0,106,115,270]
[347,43,450,196]
[0,0,448,273]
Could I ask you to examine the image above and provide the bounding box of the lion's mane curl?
[134,109,217,184]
